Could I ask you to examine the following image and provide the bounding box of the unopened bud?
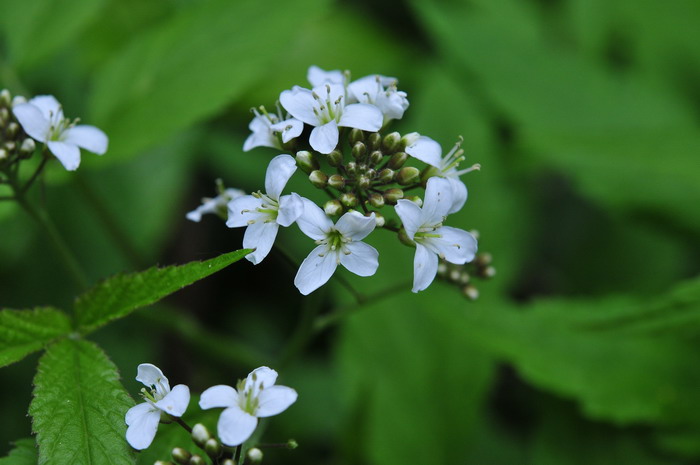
[345,161,357,174]
[378,168,395,184]
[172,447,192,465]
[247,448,263,463]
[191,424,211,447]
[367,132,382,150]
[383,188,404,205]
[205,438,222,458]
[188,455,206,465]
[437,262,448,276]
[295,150,318,173]
[382,131,401,152]
[349,128,364,144]
[369,150,383,166]
[340,192,358,207]
[327,150,343,167]
[469,229,480,240]
[155,461,175,465]
[11,95,26,106]
[328,174,345,190]
[351,141,366,160]
[0,108,9,125]
[371,211,385,227]
[357,175,371,189]
[368,193,385,208]
[449,268,461,282]
[397,167,420,185]
[309,170,328,188]
[398,228,415,246]
[462,285,479,300]
[401,131,421,148]
[460,272,471,284]
[406,195,423,207]
[324,199,343,216]
[0,149,8,160]
[475,252,492,267]
[387,151,408,170]
[366,168,376,179]
[19,138,35,156]
[0,89,11,106]
[222,460,236,465]
[420,165,440,184]
[481,266,496,279]
[6,121,19,139]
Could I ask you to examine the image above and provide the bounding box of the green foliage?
[30,339,135,465]
[0,307,71,368]
[0,439,37,465]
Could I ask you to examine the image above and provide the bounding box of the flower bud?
[437,262,448,276]
[351,141,366,160]
[420,165,440,184]
[401,131,421,148]
[383,188,404,205]
[172,447,192,465]
[387,152,408,170]
[19,138,35,156]
[295,150,318,173]
[340,192,358,208]
[367,132,382,150]
[0,149,8,161]
[462,285,479,300]
[406,195,423,207]
[328,174,345,190]
[247,448,263,463]
[449,268,462,282]
[188,455,206,465]
[369,150,383,166]
[368,193,384,208]
[398,228,415,246]
[191,423,211,447]
[345,161,357,174]
[287,439,299,449]
[0,89,11,107]
[155,461,175,465]
[460,272,471,284]
[11,95,26,106]
[0,108,9,125]
[324,199,343,216]
[475,252,492,267]
[4,141,15,152]
[382,131,401,152]
[378,168,395,184]
[327,150,343,167]
[309,170,328,188]
[222,460,236,465]
[366,168,376,179]
[371,211,385,227]
[481,266,497,279]
[357,175,371,189]
[469,229,480,240]
[349,128,364,144]
[397,167,420,185]
[205,438,222,458]
[6,121,19,139]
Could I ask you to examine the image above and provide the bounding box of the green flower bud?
[287,439,299,449]
[437,262,448,276]
[324,199,343,216]
[204,438,222,459]
[366,168,376,179]
[398,227,415,246]
[155,461,175,465]
[449,268,462,282]
[309,170,328,188]
[382,131,401,152]
[460,272,471,284]
[406,195,423,207]
[401,131,421,149]
[349,128,365,144]
[346,161,357,174]
[222,460,236,465]
[378,168,395,184]
[191,424,211,448]
[328,174,345,190]
[172,447,192,465]
[0,89,11,107]
[387,152,408,170]
[4,141,15,152]
[462,285,479,300]
[481,266,497,279]
[340,192,358,208]
[295,150,318,173]
[469,229,480,240]
[371,211,385,227]
[0,108,9,126]
[368,193,385,208]
[327,150,343,167]
[383,188,404,205]
[189,455,206,465]
[475,252,492,267]
[0,149,8,161]
[420,165,440,184]
[357,175,371,189]
[5,121,19,139]
[369,150,383,166]
[397,167,420,185]
[351,141,366,160]
[247,448,263,463]
[367,132,382,150]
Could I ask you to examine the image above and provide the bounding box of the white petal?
[136,363,170,393]
[340,241,379,277]
[28,95,62,120]
[296,198,333,240]
[406,136,442,167]
[62,125,108,155]
[307,65,345,87]
[200,384,238,409]
[334,210,376,241]
[348,75,381,103]
[377,91,409,121]
[309,121,339,154]
[243,220,279,265]
[125,405,160,450]
[412,243,439,293]
[243,127,279,152]
[294,245,338,295]
[277,193,303,227]
[12,103,49,141]
[338,103,383,132]
[279,87,318,125]
[427,226,478,265]
[271,118,304,143]
[246,366,279,392]
[217,405,258,447]
[256,386,298,417]
[226,195,264,228]
[47,141,81,171]
[394,199,423,240]
[265,154,297,200]
[186,204,208,222]
[154,384,190,417]
[446,177,467,214]
[421,177,453,225]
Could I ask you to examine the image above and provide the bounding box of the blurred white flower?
[307,65,347,87]
[125,364,190,450]
[243,106,303,152]
[227,154,303,264]
[348,74,409,124]
[294,199,378,295]
[395,177,477,292]
[200,366,297,447]
[187,187,245,222]
[13,95,108,171]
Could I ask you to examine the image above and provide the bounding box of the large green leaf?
[74,249,251,334]
[30,339,134,465]
[0,307,71,368]
[0,439,37,465]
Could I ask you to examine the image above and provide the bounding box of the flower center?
[311,85,343,125]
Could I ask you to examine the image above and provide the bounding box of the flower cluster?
[188,66,482,295]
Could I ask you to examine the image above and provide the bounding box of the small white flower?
[199,366,297,447]
[395,177,477,293]
[405,135,480,214]
[294,199,378,295]
[227,154,304,264]
[307,65,347,87]
[13,95,108,171]
[280,84,383,154]
[125,364,190,450]
[187,187,245,222]
[243,106,303,152]
[348,74,409,124]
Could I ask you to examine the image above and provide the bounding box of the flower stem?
[277,288,325,370]
[171,416,192,433]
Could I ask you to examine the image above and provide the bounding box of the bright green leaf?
[0,438,37,465]
[30,339,134,465]
[74,249,251,334]
[0,307,71,368]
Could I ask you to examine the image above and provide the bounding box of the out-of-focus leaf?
[30,339,134,465]
[0,307,71,368]
[0,438,37,465]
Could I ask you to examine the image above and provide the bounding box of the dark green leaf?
[0,307,71,368]
[0,438,37,465]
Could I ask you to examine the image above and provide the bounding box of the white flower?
[280,84,383,154]
[405,135,480,214]
[199,366,297,447]
[294,199,378,295]
[187,187,245,222]
[13,95,108,171]
[348,74,409,124]
[227,154,303,264]
[125,364,190,450]
[307,65,347,87]
[395,177,477,293]
[243,106,303,152]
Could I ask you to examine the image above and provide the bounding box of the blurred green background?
[1,0,699,463]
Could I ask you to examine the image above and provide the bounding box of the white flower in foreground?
[405,135,480,214]
[227,154,303,264]
[200,366,297,447]
[187,187,245,222]
[125,364,190,450]
[348,74,409,124]
[395,177,477,293]
[307,65,347,87]
[295,199,378,295]
[280,84,382,154]
[243,106,303,152]
[13,95,108,171]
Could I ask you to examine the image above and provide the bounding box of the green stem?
[171,416,192,433]
[277,288,325,370]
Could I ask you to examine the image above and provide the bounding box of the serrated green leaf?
[0,307,71,368]
[0,438,37,465]
[30,339,134,465]
[74,249,251,334]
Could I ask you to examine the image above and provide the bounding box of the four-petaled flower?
[187,187,245,222]
[243,106,303,152]
[13,95,108,171]
[295,199,379,295]
[125,364,191,450]
[395,177,478,292]
[226,154,304,264]
[200,366,298,446]
[348,74,409,125]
